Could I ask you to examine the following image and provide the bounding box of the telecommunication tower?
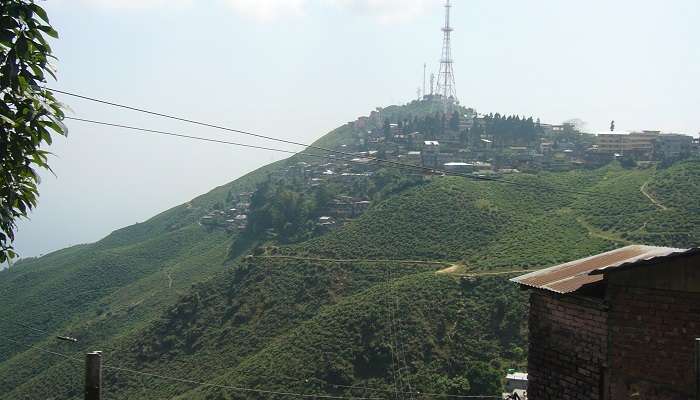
[422,63,427,98]
[435,0,457,111]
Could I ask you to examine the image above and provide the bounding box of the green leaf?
[0,114,14,126]
[16,35,28,57]
[45,120,67,135]
[0,29,13,46]
[0,17,18,30]
[30,4,50,23]
[37,25,58,39]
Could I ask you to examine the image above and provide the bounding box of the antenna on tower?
[430,73,435,96]
[436,0,457,112]
[422,63,427,99]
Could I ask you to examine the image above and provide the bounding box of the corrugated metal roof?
[510,245,693,294]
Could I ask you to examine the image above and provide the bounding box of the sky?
[11,0,700,259]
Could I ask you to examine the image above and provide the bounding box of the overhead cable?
[1,337,380,400]
[53,89,633,201]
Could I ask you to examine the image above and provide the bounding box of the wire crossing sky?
[13,0,700,257]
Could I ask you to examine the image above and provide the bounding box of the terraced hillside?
[1,112,699,399]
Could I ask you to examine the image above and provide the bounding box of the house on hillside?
[421,141,440,168]
[511,245,700,400]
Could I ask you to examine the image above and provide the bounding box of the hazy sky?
[12,0,700,258]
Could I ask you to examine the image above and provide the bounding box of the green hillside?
[1,103,699,399]
[0,160,286,395]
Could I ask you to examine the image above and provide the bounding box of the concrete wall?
[527,291,608,400]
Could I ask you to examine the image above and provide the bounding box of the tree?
[436,375,471,396]
[449,111,460,131]
[382,118,391,140]
[1,0,66,262]
[467,362,502,395]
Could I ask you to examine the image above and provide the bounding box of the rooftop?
[444,162,471,166]
[511,245,696,294]
[506,372,528,381]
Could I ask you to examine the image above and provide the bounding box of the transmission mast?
[436,0,457,112]
[422,63,426,99]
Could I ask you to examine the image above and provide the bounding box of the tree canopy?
[0,0,65,262]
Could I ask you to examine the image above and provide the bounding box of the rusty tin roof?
[510,245,693,294]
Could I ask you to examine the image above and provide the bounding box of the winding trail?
[252,255,451,267]
[436,264,465,274]
[166,271,173,289]
[576,217,633,245]
[641,181,668,210]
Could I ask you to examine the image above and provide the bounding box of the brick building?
[511,245,700,400]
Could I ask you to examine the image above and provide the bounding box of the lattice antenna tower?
[435,0,457,111]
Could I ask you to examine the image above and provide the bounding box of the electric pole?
[85,351,102,400]
[422,63,427,99]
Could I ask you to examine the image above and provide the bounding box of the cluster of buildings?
[199,161,376,233]
[347,103,699,175]
[316,196,372,231]
[197,101,698,236]
[349,107,514,176]
[270,162,374,231]
[199,103,697,234]
[199,192,252,232]
[593,130,697,161]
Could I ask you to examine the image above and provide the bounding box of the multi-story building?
[596,131,694,160]
[596,131,659,159]
[654,133,694,159]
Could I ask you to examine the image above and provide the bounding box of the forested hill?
[1,101,699,399]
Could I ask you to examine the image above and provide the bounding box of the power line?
[247,373,501,399]
[0,317,51,336]
[0,336,500,400]
[2,337,78,362]
[53,89,636,201]
[102,364,385,400]
[64,114,648,205]
[1,336,383,400]
[64,116,400,173]
[65,117,306,157]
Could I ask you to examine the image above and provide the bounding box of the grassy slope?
[0,160,287,397]
[89,162,700,400]
[2,100,699,400]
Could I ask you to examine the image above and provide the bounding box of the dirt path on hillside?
[436,264,465,274]
[254,255,451,266]
[166,271,173,289]
[641,181,668,210]
[576,217,633,245]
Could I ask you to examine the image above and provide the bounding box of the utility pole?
[695,338,700,400]
[85,351,102,400]
[422,63,427,99]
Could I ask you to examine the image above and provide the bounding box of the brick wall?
[527,291,608,400]
[608,284,700,399]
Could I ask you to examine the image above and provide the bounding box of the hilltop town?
[201,95,699,235]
